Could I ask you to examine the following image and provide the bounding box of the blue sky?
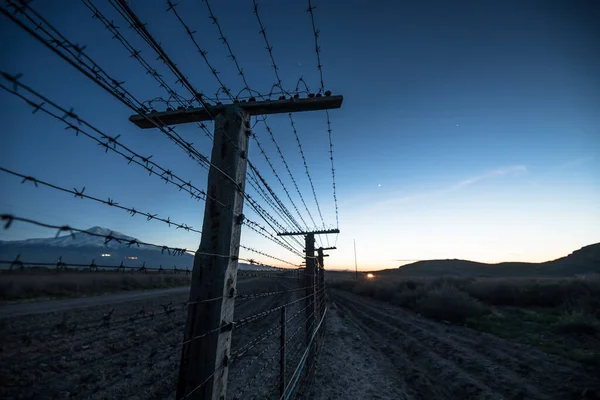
[1,0,599,270]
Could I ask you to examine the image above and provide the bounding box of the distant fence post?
[304,233,316,370]
[177,107,250,400]
[279,305,287,397]
[317,248,325,321]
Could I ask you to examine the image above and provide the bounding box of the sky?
[1,0,599,271]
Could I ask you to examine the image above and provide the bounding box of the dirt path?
[311,289,599,400]
[0,286,191,318]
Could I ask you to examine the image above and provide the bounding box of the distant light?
[366,273,375,279]
[126,256,138,260]
[101,253,111,257]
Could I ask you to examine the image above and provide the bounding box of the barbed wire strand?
[281,307,327,400]
[201,0,322,243]
[0,77,212,204]
[306,0,340,233]
[95,0,307,255]
[1,1,215,174]
[0,167,201,234]
[251,0,328,246]
[0,214,200,256]
[0,74,299,261]
[80,0,213,140]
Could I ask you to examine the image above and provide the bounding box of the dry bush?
[464,275,600,312]
[330,275,600,321]
[552,312,600,336]
[0,271,191,301]
[413,286,490,323]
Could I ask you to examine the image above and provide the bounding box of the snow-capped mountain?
[0,226,147,249]
[0,226,277,271]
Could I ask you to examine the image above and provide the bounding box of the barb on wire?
[303,1,340,231]
[282,308,328,400]
[79,0,306,242]
[2,257,188,273]
[286,113,326,230]
[0,167,201,234]
[243,218,303,258]
[202,0,319,245]
[263,122,320,231]
[235,285,312,303]
[166,0,231,100]
[325,110,339,229]
[0,214,202,256]
[252,0,286,95]
[80,0,213,140]
[239,245,298,267]
[108,0,214,112]
[0,74,220,206]
[307,0,325,94]
[249,0,330,245]
[245,168,303,242]
[244,169,305,251]
[1,1,216,175]
[233,309,313,399]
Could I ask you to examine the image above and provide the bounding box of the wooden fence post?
[279,305,287,397]
[176,107,250,400]
[304,233,316,371]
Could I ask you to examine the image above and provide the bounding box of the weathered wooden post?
[176,107,250,400]
[316,248,325,320]
[130,89,343,400]
[279,305,287,397]
[304,233,316,370]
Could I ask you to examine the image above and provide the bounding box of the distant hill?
[0,226,276,272]
[376,243,600,278]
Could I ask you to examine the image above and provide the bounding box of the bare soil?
[309,289,600,400]
[0,276,306,400]
[4,284,596,400]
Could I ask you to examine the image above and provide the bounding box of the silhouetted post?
[354,239,358,280]
[316,248,326,320]
[305,233,316,368]
[177,107,250,400]
[279,305,287,397]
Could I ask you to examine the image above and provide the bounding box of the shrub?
[552,312,600,336]
[390,287,426,308]
[413,286,490,323]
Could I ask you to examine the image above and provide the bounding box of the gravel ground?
[0,275,311,400]
[309,289,600,400]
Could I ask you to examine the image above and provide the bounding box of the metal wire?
[0,74,210,204]
[0,167,201,234]
[0,214,199,256]
[80,0,213,140]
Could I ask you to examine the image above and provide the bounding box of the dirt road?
[0,286,191,318]
[310,289,599,400]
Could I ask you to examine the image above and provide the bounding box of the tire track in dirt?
[327,289,599,400]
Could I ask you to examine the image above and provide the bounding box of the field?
[313,289,599,399]
[0,274,313,400]
[0,271,192,301]
[328,274,600,367]
[2,271,600,399]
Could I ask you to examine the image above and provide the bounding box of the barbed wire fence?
[0,0,340,399]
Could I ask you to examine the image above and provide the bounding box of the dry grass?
[0,271,191,301]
